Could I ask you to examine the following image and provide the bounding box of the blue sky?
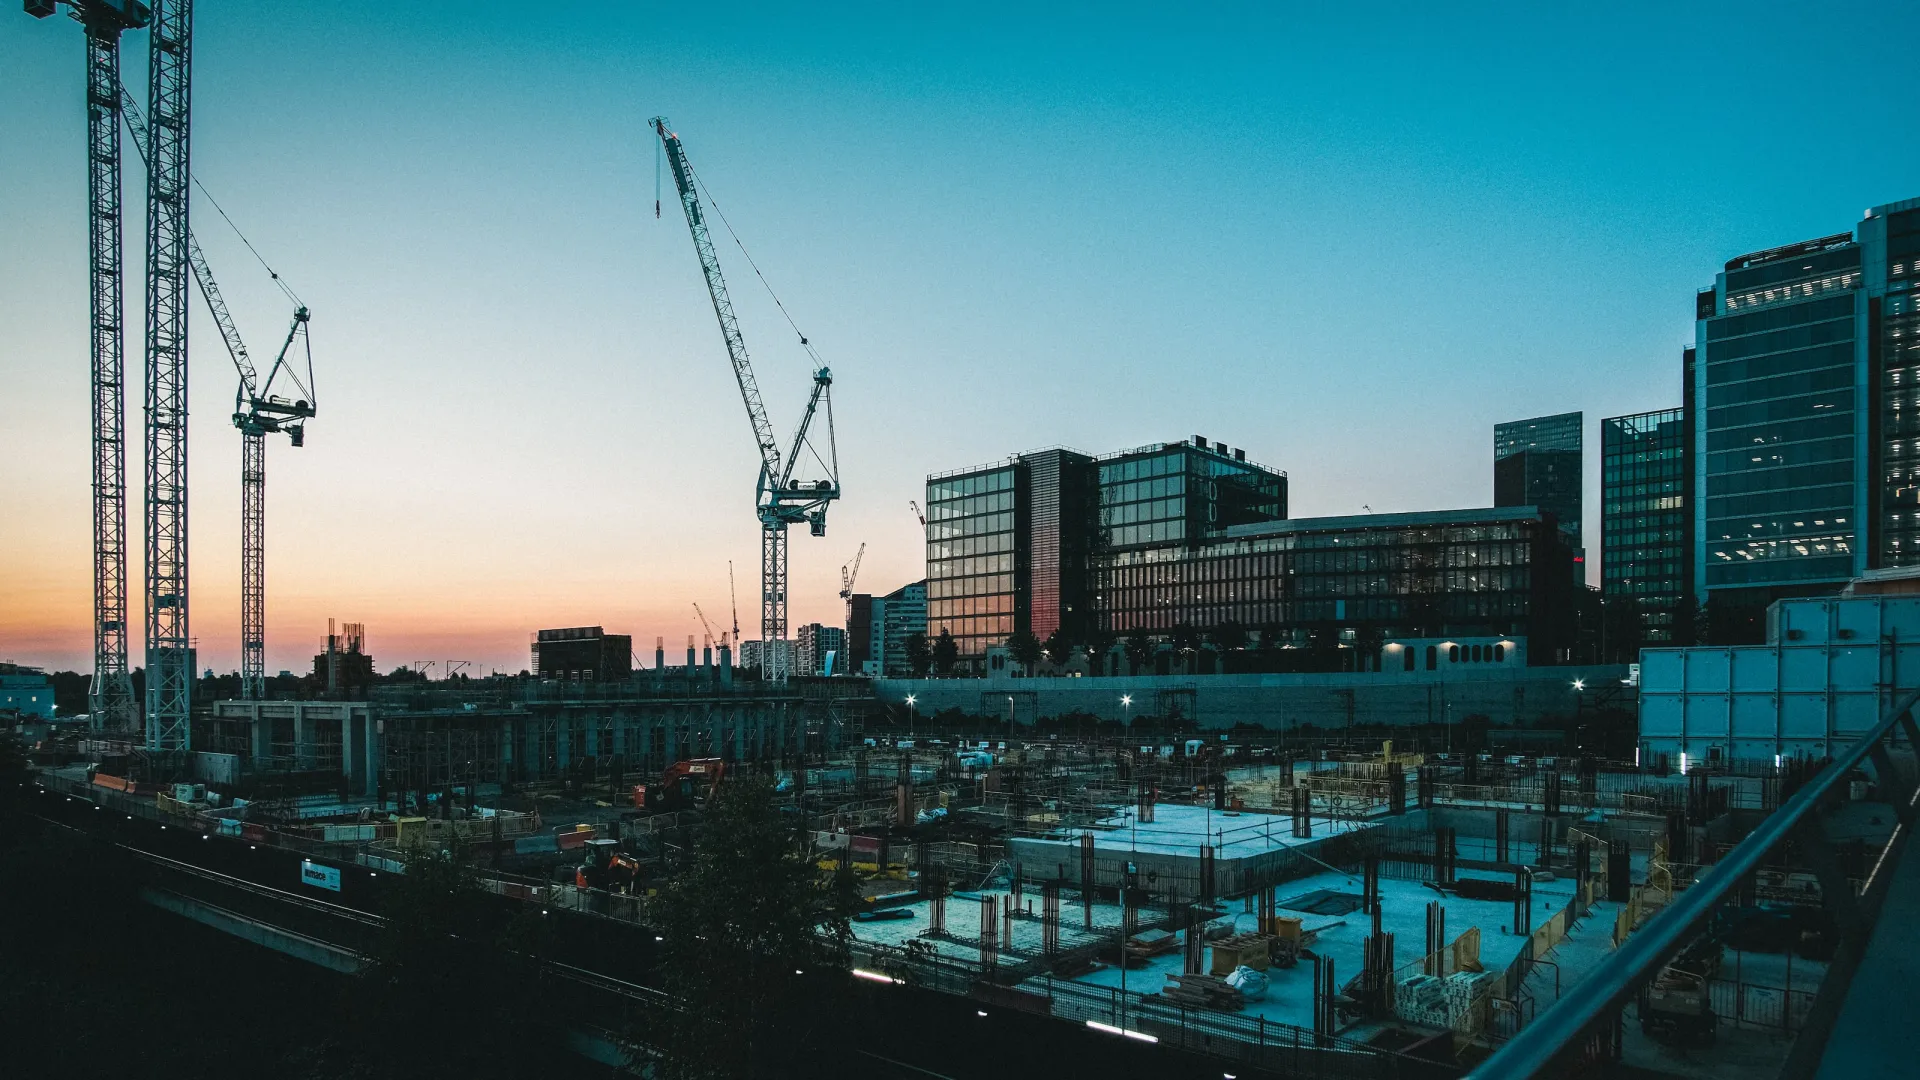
[3,2,1916,673]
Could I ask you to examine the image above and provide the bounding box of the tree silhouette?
[931,629,959,676]
[643,774,853,1079]
[1042,627,1077,670]
[903,631,933,677]
[1123,630,1155,676]
[1006,630,1043,675]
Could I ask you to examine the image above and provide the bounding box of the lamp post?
[1121,694,1133,731]
[905,694,917,741]
[1007,695,1016,739]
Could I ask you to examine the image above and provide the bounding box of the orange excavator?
[633,757,726,812]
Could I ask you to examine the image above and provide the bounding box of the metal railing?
[1470,687,1920,1078]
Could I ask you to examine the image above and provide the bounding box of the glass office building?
[1098,436,1287,552]
[1690,198,1920,634]
[925,438,1280,669]
[925,462,1021,664]
[1494,411,1584,555]
[1601,407,1692,642]
[1094,506,1574,659]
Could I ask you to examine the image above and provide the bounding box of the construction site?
[34,708,1882,1079]
[12,3,1920,1078]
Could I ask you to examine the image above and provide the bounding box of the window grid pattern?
[1702,278,1862,588]
[1601,409,1690,641]
[926,465,1020,659]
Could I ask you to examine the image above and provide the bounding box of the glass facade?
[1494,412,1583,551]
[1024,449,1099,645]
[1601,408,1691,641]
[1698,240,1862,590]
[1094,507,1575,659]
[1876,207,1920,563]
[925,464,1020,662]
[1097,437,1286,551]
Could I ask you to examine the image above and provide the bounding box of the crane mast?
[140,0,193,751]
[121,86,315,703]
[652,117,840,682]
[25,0,151,734]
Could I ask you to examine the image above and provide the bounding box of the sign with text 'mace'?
[300,859,342,892]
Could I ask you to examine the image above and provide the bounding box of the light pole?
[905,694,917,741]
[1121,694,1133,731]
[1007,695,1016,740]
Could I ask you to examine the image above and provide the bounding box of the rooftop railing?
[1469,687,1920,1078]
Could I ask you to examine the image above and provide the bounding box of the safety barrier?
[1470,687,1920,1078]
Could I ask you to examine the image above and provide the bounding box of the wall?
[874,664,1630,732]
[1638,595,1920,762]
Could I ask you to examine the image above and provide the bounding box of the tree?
[931,629,959,676]
[304,843,557,1079]
[1123,630,1154,676]
[1042,627,1077,671]
[643,774,853,1079]
[903,631,933,677]
[1083,627,1117,676]
[1168,623,1200,672]
[1006,630,1043,675]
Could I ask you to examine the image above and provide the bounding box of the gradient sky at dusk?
[4,2,1917,676]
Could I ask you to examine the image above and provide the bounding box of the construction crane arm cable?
[119,87,312,411]
[653,118,784,483]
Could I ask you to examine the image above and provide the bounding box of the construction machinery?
[839,541,865,640]
[575,837,640,894]
[121,87,316,703]
[637,757,727,812]
[23,0,152,733]
[653,117,840,684]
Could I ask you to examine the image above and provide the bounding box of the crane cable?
[680,156,837,480]
[682,158,825,371]
[118,91,303,308]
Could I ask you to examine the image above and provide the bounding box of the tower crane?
[23,0,152,734]
[728,560,741,647]
[839,542,866,655]
[910,500,926,527]
[653,117,840,683]
[121,87,316,702]
[692,603,721,650]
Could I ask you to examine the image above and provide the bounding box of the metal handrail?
[1470,686,1920,1078]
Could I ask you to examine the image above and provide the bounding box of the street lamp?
[1121,694,1133,730]
[1572,679,1586,692]
[905,694,917,740]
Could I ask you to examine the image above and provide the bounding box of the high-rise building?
[1494,411,1583,557]
[926,438,1284,670]
[878,580,926,675]
[1693,198,1919,635]
[1601,406,1693,643]
[795,623,846,676]
[846,592,874,672]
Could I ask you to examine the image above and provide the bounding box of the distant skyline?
[4,3,1917,675]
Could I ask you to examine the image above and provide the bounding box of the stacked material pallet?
[1444,970,1492,1027]
[1208,933,1274,975]
[1161,973,1246,1011]
[1395,974,1450,1028]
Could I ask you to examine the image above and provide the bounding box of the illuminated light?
[1775,754,1784,768]
[1572,679,1586,691]
[1679,752,1690,775]
[852,969,899,985]
[976,1010,988,1017]
[1086,1020,1158,1042]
